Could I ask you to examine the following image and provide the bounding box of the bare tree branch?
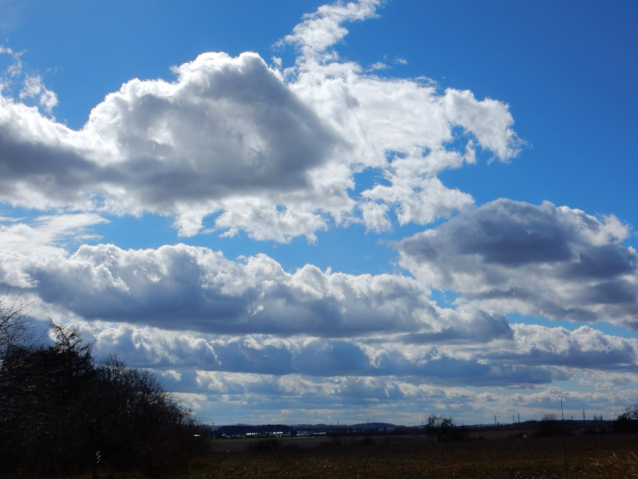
[0,291,34,354]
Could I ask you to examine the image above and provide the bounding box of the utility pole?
[583,410,586,429]
[561,396,568,479]
[518,413,520,424]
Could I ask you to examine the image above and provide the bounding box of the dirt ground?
[185,433,638,478]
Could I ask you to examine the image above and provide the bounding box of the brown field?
[36,433,638,478]
[176,433,638,479]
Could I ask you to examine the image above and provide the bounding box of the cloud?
[0,46,57,115]
[3,206,636,397]
[68,320,638,423]
[0,46,23,84]
[368,62,389,71]
[0,214,107,253]
[362,176,474,226]
[19,75,58,114]
[81,323,547,387]
[398,199,638,328]
[0,227,518,341]
[71,310,638,387]
[2,208,633,421]
[280,0,380,60]
[0,52,347,239]
[182,371,631,425]
[397,308,514,344]
[0,214,107,287]
[7,0,632,424]
[0,1,521,242]
[487,324,638,371]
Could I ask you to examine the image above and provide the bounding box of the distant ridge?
[349,422,399,429]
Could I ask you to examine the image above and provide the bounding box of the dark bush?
[614,406,638,434]
[535,413,570,437]
[0,323,97,476]
[88,356,209,475]
[0,315,207,477]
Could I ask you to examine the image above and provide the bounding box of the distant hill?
[215,422,403,434]
[350,422,400,429]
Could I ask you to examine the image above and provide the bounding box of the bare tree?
[426,414,455,442]
[0,292,33,354]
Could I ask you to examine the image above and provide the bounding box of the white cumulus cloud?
[0,0,521,241]
[398,199,638,329]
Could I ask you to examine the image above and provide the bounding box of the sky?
[1,0,638,426]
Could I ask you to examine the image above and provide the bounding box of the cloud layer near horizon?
[2,214,638,388]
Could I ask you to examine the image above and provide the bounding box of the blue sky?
[1,0,637,425]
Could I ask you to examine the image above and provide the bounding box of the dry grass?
[589,452,638,478]
[12,433,638,478]
[178,434,638,479]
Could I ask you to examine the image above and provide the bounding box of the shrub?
[0,320,208,477]
[614,406,638,434]
[536,413,569,437]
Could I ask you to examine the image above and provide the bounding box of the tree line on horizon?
[0,295,208,477]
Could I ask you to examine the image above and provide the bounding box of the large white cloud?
[398,199,638,329]
[0,216,516,340]
[0,0,521,241]
[2,207,637,400]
